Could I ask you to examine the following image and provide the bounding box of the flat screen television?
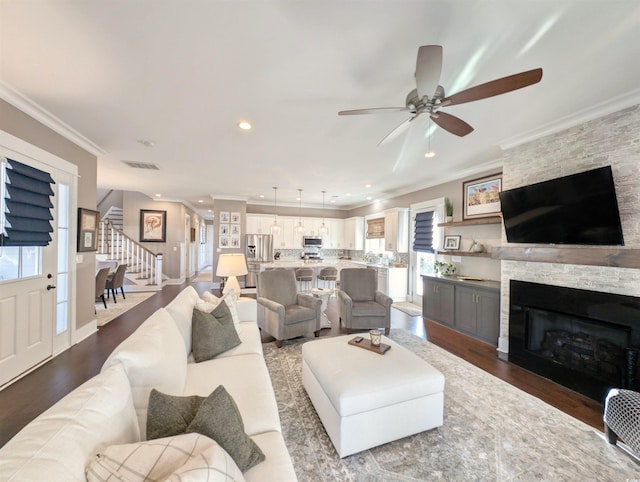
[499,166,624,245]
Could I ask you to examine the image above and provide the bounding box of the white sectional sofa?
[0,286,297,481]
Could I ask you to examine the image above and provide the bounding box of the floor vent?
[122,161,160,170]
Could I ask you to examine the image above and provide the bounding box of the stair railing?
[99,220,163,286]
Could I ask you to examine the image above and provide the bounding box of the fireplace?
[508,280,640,402]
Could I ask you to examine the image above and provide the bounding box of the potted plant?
[444,197,454,223]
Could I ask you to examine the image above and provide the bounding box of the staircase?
[98,208,166,291]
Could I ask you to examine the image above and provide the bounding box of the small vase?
[445,216,453,223]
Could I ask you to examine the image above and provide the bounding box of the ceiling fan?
[338,45,542,146]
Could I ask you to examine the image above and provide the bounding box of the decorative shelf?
[438,216,502,227]
[493,246,640,269]
[437,250,493,258]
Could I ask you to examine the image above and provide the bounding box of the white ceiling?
[2,0,640,218]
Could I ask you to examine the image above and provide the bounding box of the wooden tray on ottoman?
[348,336,391,355]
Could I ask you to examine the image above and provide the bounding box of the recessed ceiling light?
[330,199,336,203]
[259,194,265,198]
[208,209,212,212]
[424,151,436,158]
[198,199,203,203]
[155,193,161,197]
[364,184,371,188]
[238,121,252,130]
[345,193,351,197]
[366,196,372,200]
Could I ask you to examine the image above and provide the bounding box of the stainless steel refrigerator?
[245,234,273,288]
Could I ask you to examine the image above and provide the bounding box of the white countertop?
[260,259,407,270]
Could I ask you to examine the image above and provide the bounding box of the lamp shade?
[216,253,248,277]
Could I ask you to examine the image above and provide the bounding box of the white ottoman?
[302,334,445,458]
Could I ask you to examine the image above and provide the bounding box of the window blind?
[413,210,434,253]
[366,217,384,239]
[1,158,56,246]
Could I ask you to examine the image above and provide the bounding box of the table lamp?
[216,253,248,295]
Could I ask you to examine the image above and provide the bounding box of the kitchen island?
[258,259,408,300]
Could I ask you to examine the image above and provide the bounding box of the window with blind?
[413,210,434,253]
[366,217,384,239]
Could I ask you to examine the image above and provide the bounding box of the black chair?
[95,267,111,310]
[106,264,127,303]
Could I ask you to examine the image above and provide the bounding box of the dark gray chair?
[337,268,393,335]
[106,264,127,303]
[257,269,321,347]
[295,267,313,293]
[95,267,110,310]
[317,266,338,295]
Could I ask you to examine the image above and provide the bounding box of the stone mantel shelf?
[494,246,640,269]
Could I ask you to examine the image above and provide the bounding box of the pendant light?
[295,189,305,235]
[318,190,329,236]
[270,187,281,235]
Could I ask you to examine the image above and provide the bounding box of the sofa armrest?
[297,293,321,310]
[236,297,257,323]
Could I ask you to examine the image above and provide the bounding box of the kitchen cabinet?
[422,275,500,345]
[246,214,274,235]
[423,277,455,326]
[454,285,500,344]
[384,208,409,253]
[344,217,364,250]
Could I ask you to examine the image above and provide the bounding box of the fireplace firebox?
[508,280,640,402]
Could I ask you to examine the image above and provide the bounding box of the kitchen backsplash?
[273,248,408,265]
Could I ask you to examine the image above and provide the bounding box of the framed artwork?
[443,235,461,250]
[77,208,99,252]
[190,227,196,242]
[463,173,502,220]
[219,211,230,223]
[219,224,230,235]
[140,209,167,242]
[230,224,240,235]
[230,234,240,248]
[219,235,230,248]
[230,212,241,223]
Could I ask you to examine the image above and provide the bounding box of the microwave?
[303,236,323,248]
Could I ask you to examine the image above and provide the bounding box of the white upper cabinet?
[384,208,409,253]
[344,217,364,250]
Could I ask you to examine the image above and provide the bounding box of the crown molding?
[499,88,640,150]
[0,80,105,156]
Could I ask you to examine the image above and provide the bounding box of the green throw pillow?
[146,389,204,440]
[186,385,265,471]
[191,301,241,362]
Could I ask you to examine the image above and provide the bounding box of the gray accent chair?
[257,269,322,347]
[338,268,393,335]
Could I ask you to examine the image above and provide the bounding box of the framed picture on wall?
[230,234,240,248]
[463,173,502,220]
[231,212,241,223]
[219,235,230,248]
[443,235,461,250]
[140,209,167,242]
[219,224,229,235]
[77,208,99,252]
[219,211,230,223]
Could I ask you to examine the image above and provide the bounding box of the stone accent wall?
[498,105,640,352]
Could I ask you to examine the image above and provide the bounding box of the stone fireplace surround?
[495,105,640,400]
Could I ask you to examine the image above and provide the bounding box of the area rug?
[96,292,156,326]
[263,330,635,481]
[392,301,422,317]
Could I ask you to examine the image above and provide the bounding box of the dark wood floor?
[0,277,603,448]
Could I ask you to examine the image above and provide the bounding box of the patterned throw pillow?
[86,432,246,482]
[192,301,241,362]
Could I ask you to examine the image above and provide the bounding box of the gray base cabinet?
[422,275,500,346]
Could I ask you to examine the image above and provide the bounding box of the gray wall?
[0,99,97,330]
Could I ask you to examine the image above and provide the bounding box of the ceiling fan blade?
[441,68,543,106]
[415,45,442,100]
[431,111,474,137]
[378,116,415,146]
[338,107,409,116]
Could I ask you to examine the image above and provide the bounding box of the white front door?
[0,132,76,388]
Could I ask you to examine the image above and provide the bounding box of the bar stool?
[317,267,338,296]
[295,267,314,293]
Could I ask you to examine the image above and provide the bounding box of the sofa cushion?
[192,301,242,362]
[85,433,245,482]
[203,289,242,332]
[146,389,204,440]
[186,386,265,471]
[102,308,188,437]
[0,363,139,482]
[165,285,199,353]
[244,431,297,482]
